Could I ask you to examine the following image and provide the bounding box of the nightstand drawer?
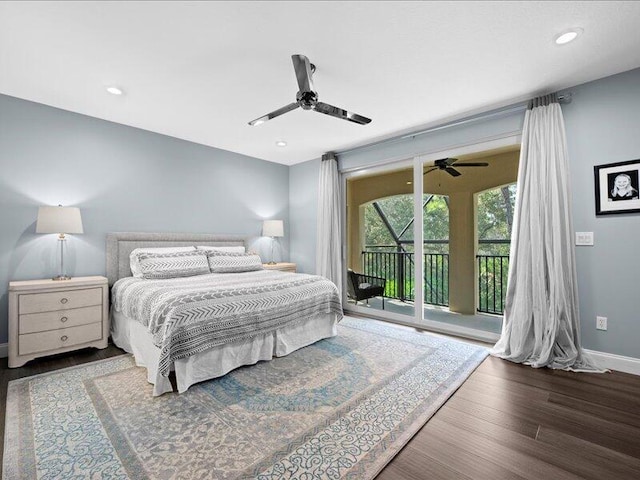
[19,287,102,314]
[19,322,103,356]
[19,305,103,334]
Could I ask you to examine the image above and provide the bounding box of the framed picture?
[594,159,640,215]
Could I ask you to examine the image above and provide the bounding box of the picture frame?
[594,159,640,216]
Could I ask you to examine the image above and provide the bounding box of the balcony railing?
[359,248,510,315]
[360,250,449,306]
[477,255,509,315]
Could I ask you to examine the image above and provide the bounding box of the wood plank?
[536,425,640,480]
[547,391,640,429]
[395,429,528,480]
[453,379,640,458]
[433,407,628,480]
[376,445,474,480]
[476,358,640,412]
[443,394,540,438]
[426,415,584,480]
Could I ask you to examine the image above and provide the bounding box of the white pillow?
[129,247,196,277]
[196,245,246,254]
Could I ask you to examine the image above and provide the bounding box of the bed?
[107,232,343,396]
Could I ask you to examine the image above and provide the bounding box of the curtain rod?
[337,92,573,156]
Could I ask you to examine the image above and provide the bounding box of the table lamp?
[262,220,284,265]
[36,205,84,280]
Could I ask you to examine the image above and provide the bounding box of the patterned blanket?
[112,270,343,376]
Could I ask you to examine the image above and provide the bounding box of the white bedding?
[110,269,342,395]
[111,270,343,378]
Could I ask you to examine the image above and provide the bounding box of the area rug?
[3,317,488,479]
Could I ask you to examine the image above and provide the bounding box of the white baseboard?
[584,349,640,376]
[0,342,7,359]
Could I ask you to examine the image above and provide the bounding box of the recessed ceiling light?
[106,86,124,95]
[275,140,287,147]
[554,28,583,45]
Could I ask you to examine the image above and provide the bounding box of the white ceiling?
[2,1,640,166]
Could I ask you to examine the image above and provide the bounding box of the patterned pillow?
[207,251,263,273]
[129,247,196,277]
[196,245,246,254]
[135,250,210,279]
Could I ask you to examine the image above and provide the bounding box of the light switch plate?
[576,232,594,246]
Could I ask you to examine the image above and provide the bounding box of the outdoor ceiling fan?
[424,158,489,177]
[248,54,372,126]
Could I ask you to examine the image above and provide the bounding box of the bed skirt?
[110,309,339,396]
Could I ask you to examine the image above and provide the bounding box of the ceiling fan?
[424,158,489,177]
[248,54,372,126]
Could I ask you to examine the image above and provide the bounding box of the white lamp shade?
[36,206,84,234]
[262,219,284,237]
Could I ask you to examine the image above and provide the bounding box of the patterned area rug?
[3,317,488,479]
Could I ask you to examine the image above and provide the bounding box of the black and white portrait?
[595,159,640,215]
[607,170,639,201]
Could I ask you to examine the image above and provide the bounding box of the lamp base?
[52,275,72,281]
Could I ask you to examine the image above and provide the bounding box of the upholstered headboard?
[106,232,247,285]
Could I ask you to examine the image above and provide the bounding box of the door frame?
[341,133,521,343]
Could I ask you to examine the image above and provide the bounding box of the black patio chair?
[347,269,386,310]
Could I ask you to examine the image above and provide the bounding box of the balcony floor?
[346,296,503,335]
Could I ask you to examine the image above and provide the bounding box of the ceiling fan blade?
[452,162,489,167]
[434,157,457,168]
[248,102,299,126]
[314,102,372,125]
[423,167,438,176]
[445,167,461,177]
[292,54,315,93]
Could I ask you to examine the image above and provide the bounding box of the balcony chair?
[347,269,386,310]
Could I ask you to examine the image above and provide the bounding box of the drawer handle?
[60,298,69,304]
[61,335,68,342]
[60,316,68,323]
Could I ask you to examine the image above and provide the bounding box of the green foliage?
[363,194,450,253]
[359,184,517,313]
[477,184,516,256]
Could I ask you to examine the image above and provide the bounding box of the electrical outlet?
[596,316,608,331]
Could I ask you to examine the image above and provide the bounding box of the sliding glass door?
[345,164,415,320]
[343,139,520,339]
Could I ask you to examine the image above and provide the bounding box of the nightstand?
[8,276,109,368]
[262,262,297,273]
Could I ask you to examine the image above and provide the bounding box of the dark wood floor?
[2,341,640,479]
[379,355,640,480]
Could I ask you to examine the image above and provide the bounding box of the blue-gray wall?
[0,94,289,344]
[289,67,640,359]
[289,157,320,275]
[563,68,640,358]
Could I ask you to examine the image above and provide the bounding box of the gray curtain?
[491,94,603,371]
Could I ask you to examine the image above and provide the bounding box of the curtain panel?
[492,94,602,372]
[316,153,343,294]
